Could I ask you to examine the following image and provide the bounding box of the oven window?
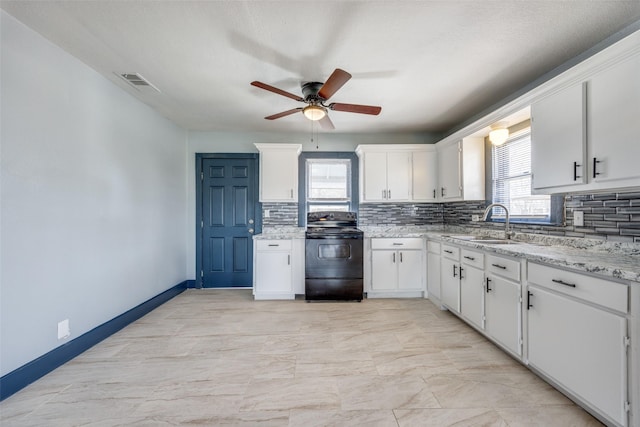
[306,159,351,212]
[318,244,351,259]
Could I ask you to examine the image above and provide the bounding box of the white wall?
[185,130,439,278]
[0,11,188,375]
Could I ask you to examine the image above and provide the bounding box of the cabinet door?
[397,250,422,291]
[260,149,298,201]
[255,251,292,294]
[362,151,388,202]
[588,53,640,183]
[460,265,484,330]
[371,250,397,290]
[485,275,521,355]
[438,142,461,200]
[386,151,411,201]
[427,251,441,300]
[528,286,627,426]
[531,83,586,189]
[441,258,460,312]
[412,150,438,201]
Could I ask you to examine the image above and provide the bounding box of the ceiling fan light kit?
[251,68,382,129]
[303,105,327,121]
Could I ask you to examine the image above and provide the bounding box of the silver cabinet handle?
[393,253,396,263]
[388,189,391,199]
[287,255,290,265]
[290,189,294,198]
[268,244,279,247]
[400,252,403,262]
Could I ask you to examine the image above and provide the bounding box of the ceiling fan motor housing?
[301,82,325,103]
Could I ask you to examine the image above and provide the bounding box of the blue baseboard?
[0,281,188,401]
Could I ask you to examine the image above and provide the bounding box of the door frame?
[195,153,261,289]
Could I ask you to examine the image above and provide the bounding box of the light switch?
[574,210,584,227]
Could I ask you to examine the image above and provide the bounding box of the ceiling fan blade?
[329,103,382,115]
[265,108,303,120]
[318,114,335,130]
[251,81,304,102]
[317,68,352,100]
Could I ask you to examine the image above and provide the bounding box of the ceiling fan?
[251,68,382,130]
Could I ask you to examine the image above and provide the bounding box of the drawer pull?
[268,244,279,247]
[463,255,475,261]
[459,266,464,279]
[491,263,507,270]
[453,265,458,278]
[552,278,576,288]
[486,277,492,293]
[392,243,404,246]
[527,291,533,310]
[444,250,453,254]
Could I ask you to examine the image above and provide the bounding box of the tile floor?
[1,289,603,426]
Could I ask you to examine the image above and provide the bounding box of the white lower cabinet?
[426,241,441,301]
[459,249,485,330]
[369,238,424,297]
[485,274,521,355]
[440,244,461,312]
[485,253,522,356]
[527,263,629,426]
[253,239,294,300]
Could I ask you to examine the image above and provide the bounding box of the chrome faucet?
[482,203,513,239]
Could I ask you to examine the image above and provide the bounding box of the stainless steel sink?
[445,235,515,244]
[468,239,515,245]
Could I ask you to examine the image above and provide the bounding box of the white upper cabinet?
[437,142,461,200]
[530,39,640,193]
[531,83,586,190]
[356,145,433,203]
[436,137,484,202]
[588,53,640,184]
[412,148,438,201]
[255,144,301,202]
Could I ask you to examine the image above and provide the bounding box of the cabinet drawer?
[256,239,292,251]
[427,240,441,253]
[461,249,484,268]
[486,254,520,281]
[441,244,460,260]
[528,262,628,313]
[371,238,423,250]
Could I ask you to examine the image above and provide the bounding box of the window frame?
[297,152,359,226]
[487,127,563,225]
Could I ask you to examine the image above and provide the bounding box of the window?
[306,158,351,212]
[298,152,358,225]
[491,129,551,222]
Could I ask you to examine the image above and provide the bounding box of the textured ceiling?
[2,1,640,134]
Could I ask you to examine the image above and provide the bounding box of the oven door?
[305,237,363,279]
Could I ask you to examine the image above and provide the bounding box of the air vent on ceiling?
[118,73,161,93]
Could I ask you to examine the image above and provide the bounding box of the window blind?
[492,131,550,218]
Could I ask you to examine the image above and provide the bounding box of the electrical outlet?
[471,215,480,222]
[57,319,70,340]
[574,210,584,227]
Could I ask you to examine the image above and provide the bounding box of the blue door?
[197,155,259,288]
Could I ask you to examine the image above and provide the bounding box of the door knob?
[248,228,254,234]
[249,219,254,224]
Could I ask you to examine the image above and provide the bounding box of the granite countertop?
[253,227,306,240]
[362,226,640,284]
[255,225,640,283]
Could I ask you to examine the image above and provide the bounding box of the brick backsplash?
[358,203,443,226]
[262,203,298,227]
[265,190,640,242]
[444,190,640,243]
